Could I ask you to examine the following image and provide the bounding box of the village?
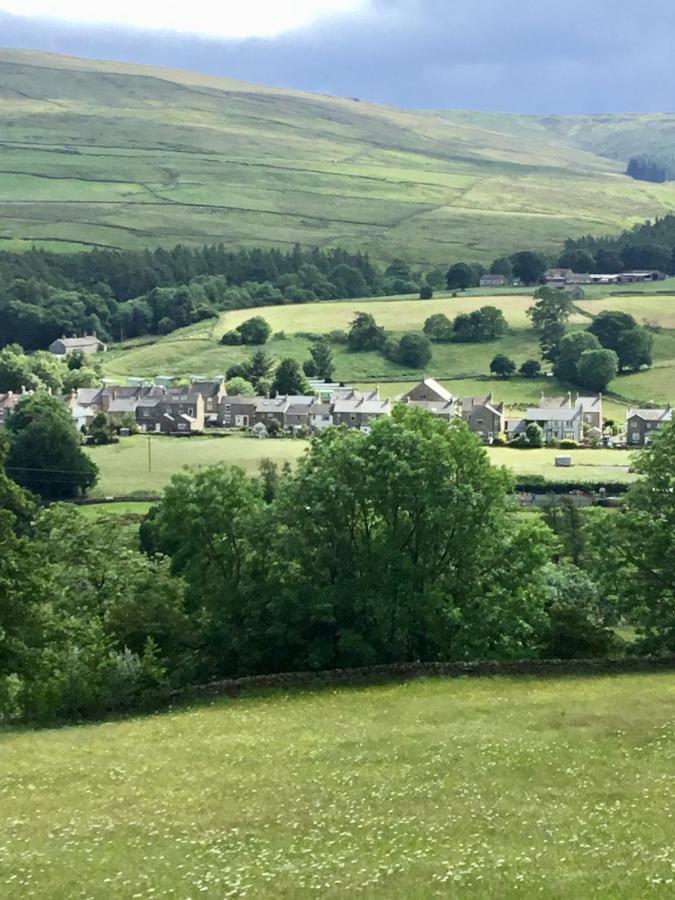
[2,372,669,449]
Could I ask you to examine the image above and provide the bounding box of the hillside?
[3,673,675,898]
[102,288,675,411]
[3,49,675,263]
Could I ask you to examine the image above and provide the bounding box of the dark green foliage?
[539,320,567,363]
[586,422,675,654]
[519,358,542,378]
[490,354,516,378]
[88,412,116,445]
[446,262,476,290]
[423,313,453,342]
[419,284,433,300]
[237,316,272,345]
[587,310,653,373]
[563,213,675,276]
[576,349,619,392]
[452,306,508,342]
[557,249,595,272]
[394,333,433,368]
[509,251,547,284]
[347,312,387,352]
[490,257,513,279]
[525,422,544,447]
[0,243,383,349]
[616,326,653,372]
[627,154,675,183]
[272,358,310,396]
[220,330,242,345]
[5,394,98,499]
[553,331,601,383]
[308,341,335,381]
[528,286,574,331]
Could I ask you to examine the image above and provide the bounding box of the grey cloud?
[1,1,675,112]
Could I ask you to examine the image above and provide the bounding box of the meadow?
[5,50,675,263]
[101,289,675,413]
[2,673,675,898]
[85,435,637,497]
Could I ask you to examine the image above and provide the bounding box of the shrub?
[220,330,242,345]
[559,439,579,449]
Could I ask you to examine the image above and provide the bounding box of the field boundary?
[193,655,675,698]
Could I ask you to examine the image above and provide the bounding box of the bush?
[328,330,349,344]
[559,439,579,449]
[419,285,433,300]
[220,330,242,346]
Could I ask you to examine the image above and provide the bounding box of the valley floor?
[2,673,674,898]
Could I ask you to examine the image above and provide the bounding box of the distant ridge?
[1,48,675,262]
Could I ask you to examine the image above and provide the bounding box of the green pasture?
[5,50,675,262]
[102,291,675,411]
[2,673,675,898]
[86,434,636,497]
[85,435,308,497]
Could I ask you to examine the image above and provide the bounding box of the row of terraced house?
[3,376,669,446]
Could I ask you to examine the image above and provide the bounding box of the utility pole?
[148,436,152,474]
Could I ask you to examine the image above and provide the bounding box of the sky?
[2,0,675,113]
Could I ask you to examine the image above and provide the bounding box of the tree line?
[0,245,423,351]
[626,154,675,184]
[1,394,675,724]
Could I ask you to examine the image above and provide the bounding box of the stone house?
[525,404,584,442]
[479,274,507,287]
[190,378,226,423]
[136,392,205,434]
[461,395,505,442]
[332,393,391,431]
[626,407,672,445]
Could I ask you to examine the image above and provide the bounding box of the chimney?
[567,391,572,407]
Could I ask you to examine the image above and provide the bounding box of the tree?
[302,359,317,377]
[576,349,618,392]
[537,562,614,659]
[539,320,567,363]
[330,264,368,298]
[384,258,412,281]
[588,310,637,352]
[419,285,433,300]
[446,262,476,290]
[396,333,432,368]
[476,305,508,339]
[347,312,386,352]
[553,331,601,383]
[616,326,653,372]
[247,350,275,390]
[423,313,453,342]
[258,458,279,503]
[519,358,542,378]
[490,354,516,378]
[558,248,595,273]
[595,249,623,273]
[510,251,546,285]
[527,286,574,332]
[226,377,255,396]
[88,411,116,445]
[525,422,544,447]
[220,330,242,345]
[490,257,513,279]
[237,316,271,345]
[585,422,675,654]
[272,358,310,396]
[309,341,334,381]
[5,394,98,499]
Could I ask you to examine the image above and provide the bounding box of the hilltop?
[3,49,675,263]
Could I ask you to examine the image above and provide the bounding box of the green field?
[2,673,675,898]
[86,435,636,497]
[102,290,675,412]
[5,49,675,263]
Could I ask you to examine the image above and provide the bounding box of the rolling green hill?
[2,49,675,264]
[102,288,675,412]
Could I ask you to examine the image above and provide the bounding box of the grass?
[5,50,675,263]
[487,447,637,483]
[102,290,675,412]
[86,434,308,497]
[86,435,636,497]
[2,673,675,898]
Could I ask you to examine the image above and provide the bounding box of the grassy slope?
[4,50,675,263]
[86,435,636,497]
[102,288,675,413]
[2,674,675,898]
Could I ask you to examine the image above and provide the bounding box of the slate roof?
[627,407,672,422]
